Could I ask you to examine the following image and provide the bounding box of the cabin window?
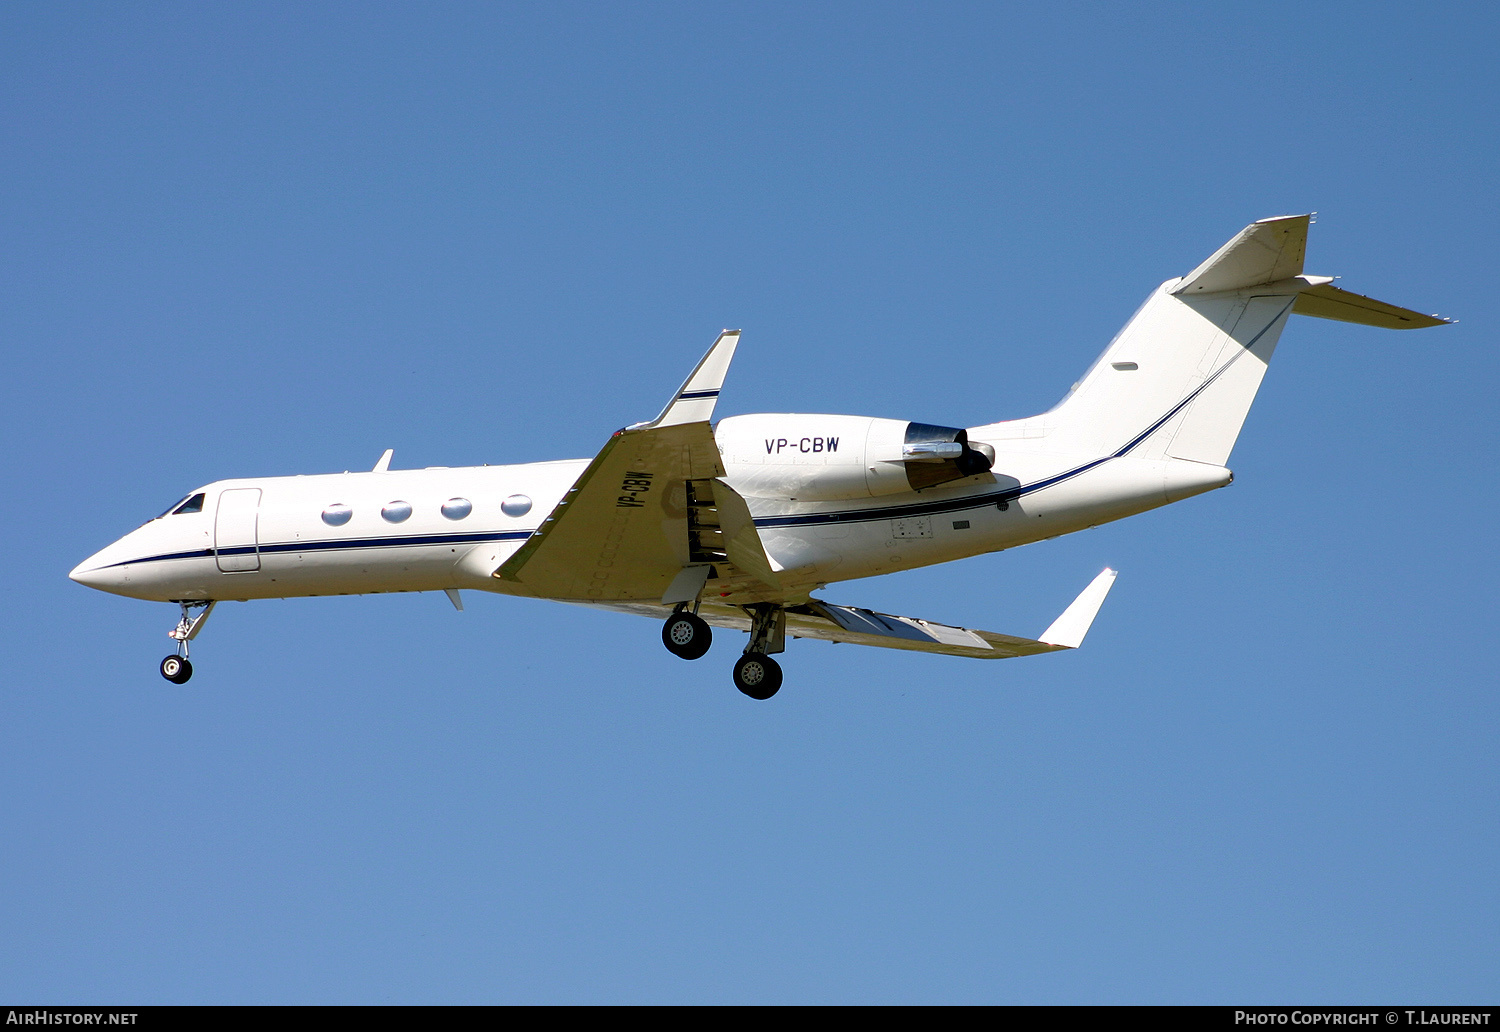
[322,504,353,527]
[172,493,205,515]
[501,494,533,517]
[441,498,472,520]
[382,501,413,523]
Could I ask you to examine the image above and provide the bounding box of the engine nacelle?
[715,414,995,501]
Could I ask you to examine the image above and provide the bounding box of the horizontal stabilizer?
[1292,283,1451,329]
[1173,215,1309,295]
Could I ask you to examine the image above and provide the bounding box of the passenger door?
[215,488,262,572]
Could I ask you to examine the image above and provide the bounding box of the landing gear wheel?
[160,655,193,684]
[662,612,712,660]
[733,652,782,700]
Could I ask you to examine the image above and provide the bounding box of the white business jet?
[70,216,1448,698]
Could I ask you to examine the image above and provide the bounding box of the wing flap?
[706,479,781,591]
[797,601,1068,658]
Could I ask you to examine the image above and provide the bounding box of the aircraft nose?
[69,553,123,591]
[70,560,104,588]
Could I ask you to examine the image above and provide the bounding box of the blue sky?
[3,2,1496,1003]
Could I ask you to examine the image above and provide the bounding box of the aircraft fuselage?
[69,424,1230,606]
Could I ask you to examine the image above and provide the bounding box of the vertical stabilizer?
[1041,217,1310,466]
[1042,283,1296,465]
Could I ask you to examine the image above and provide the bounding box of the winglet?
[641,330,741,429]
[373,449,394,472]
[1038,568,1117,649]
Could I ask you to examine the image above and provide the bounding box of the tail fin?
[1038,216,1449,467]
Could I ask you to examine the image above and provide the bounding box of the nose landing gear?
[161,600,214,683]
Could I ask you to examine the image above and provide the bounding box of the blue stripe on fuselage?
[104,529,536,568]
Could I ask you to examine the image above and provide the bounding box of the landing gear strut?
[736,604,786,700]
[662,604,712,660]
[161,600,214,683]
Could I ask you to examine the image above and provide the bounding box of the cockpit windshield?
[155,493,206,519]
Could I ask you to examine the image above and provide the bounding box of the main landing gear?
[662,605,713,660]
[733,652,782,700]
[735,604,786,700]
[660,602,786,700]
[161,600,214,684]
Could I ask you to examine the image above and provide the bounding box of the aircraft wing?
[582,568,1119,659]
[496,331,782,602]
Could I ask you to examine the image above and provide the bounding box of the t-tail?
[1011,215,1450,466]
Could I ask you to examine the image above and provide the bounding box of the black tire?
[662,612,712,660]
[733,653,782,700]
[160,655,193,684]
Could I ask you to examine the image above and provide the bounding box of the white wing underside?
[574,568,1118,660]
